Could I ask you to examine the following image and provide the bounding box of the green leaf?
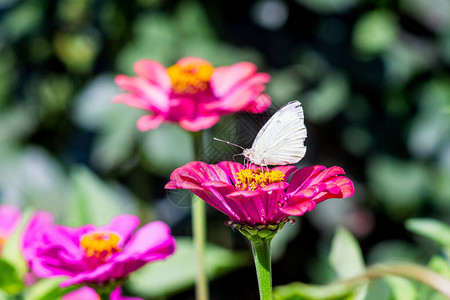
[0,105,36,144]
[127,237,248,297]
[384,276,417,300]
[273,281,356,300]
[428,256,450,279]
[0,259,24,295]
[0,0,44,40]
[90,105,141,171]
[405,218,450,248]
[353,10,398,55]
[271,219,301,261]
[1,208,33,281]
[68,166,137,227]
[0,289,11,300]
[24,278,78,300]
[329,227,366,280]
[267,67,303,107]
[303,72,349,123]
[295,0,359,13]
[367,156,428,218]
[140,124,194,176]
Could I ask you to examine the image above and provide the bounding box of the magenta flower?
[0,205,21,251]
[21,211,54,263]
[20,211,55,285]
[114,57,271,131]
[165,162,354,226]
[25,215,176,287]
[63,286,142,300]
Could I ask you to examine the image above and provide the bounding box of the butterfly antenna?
[213,138,245,150]
[232,153,244,162]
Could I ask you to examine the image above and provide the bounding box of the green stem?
[191,131,209,300]
[251,238,273,300]
[98,292,110,300]
[94,284,117,300]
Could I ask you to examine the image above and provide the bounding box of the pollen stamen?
[235,168,285,191]
[167,62,214,94]
[80,231,121,260]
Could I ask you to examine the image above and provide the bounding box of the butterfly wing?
[250,100,307,165]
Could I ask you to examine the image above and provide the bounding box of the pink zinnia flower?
[0,205,21,252]
[165,162,354,226]
[21,211,54,262]
[63,286,142,300]
[114,57,271,131]
[26,215,176,287]
[21,211,55,285]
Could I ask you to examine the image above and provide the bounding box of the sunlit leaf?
[24,278,77,300]
[399,0,450,33]
[272,219,300,261]
[364,279,391,300]
[384,276,417,300]
[53,32,100,74]
[0,0,43,40]
[0,146,69,217]
[68,166,137,227]
[140,124,194,176]
[405,218,450,248]
[0,259,24,295]
[367,156,428,218]
[303,72,349,123]
[90,105,142,171]
[353,10,398,55]
[428,255,450,279]
[295,0,359,13]
[366,240,422,265]
[274,281,356,300]
[267,67,303,107]
[127,237,249,298]
[1,208,32,282]
[0,105,36,144]
[329,227,365,279]
[72,74,122,131]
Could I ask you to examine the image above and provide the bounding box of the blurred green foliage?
[0,0,449,299]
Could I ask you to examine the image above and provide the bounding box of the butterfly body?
[243,100,307,166]
[214,100,307,166]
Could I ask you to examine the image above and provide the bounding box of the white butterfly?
[215,100,307,166]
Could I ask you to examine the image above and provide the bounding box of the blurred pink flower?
[21,211,55,285]
[114,57,271,131]
[26,215,176,287]
[21,211,54,262]
[0,205,21,251]
[63,286,142,300]
[166,162,354,226]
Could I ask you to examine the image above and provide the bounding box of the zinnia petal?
[179,115,220,132]
[210,62,257,97]
[133,60,171,92]
[0,205,21,237]
[166,161,354,226]
[115,75,169,113]
[137,115,165,131]
[282,165,355,216]
[123,221,176,258]
[100,215,140,247]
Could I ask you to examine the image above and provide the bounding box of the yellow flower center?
[167,61,214,94]
[235,168,285,191]
[80,231,121,260]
